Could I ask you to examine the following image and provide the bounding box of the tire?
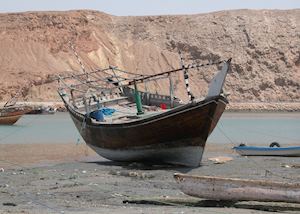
[269,142,280,147]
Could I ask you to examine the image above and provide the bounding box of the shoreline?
[1,101,300,113]
[227,102,300,112]
[0,143,234,170]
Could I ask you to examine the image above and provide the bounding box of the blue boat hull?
[233,146,300,156]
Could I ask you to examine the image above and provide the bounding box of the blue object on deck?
[90,108,115,122]
[90,110,105,122]
[101,108,116,116]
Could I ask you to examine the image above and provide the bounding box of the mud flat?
[0,142,299,214]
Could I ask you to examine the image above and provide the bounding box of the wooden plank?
[174,173,300,203]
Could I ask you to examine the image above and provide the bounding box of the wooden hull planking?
[174,173,300,203]
[0,114,22,125]
[90,145,204,167]
[0,109,28,125]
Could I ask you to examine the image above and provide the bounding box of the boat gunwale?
[0,113,24,119]
[63,95,228,128]
[234,146,300,151]
[0,109,30,117]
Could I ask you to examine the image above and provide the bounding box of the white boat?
[174,173,300,203]
[233,145,300,156]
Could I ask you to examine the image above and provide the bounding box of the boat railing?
[57,58,231,114]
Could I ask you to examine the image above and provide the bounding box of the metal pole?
[179,51,194,102]
[134,80,144,115]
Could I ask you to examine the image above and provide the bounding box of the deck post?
[134,80,144,115]
[70,89,75,105]
[144,82,151,105]
[83,97,90,116]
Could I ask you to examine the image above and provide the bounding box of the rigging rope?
[69,41,88,77]
[76,116,87,144]
[57,59,227,106]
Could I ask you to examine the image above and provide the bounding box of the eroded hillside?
[0,9,299,108]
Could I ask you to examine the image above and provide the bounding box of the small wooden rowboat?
[0,107,29,125]
[0,89,30,125]
[233,145,300,157]
[174,173,300,203]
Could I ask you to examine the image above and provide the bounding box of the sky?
[0,0,299,16]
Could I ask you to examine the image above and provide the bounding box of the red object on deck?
[160,103,167,110]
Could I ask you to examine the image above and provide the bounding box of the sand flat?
[0,143,299,213]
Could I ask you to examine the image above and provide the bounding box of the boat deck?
[93,104,169,124]
[71,98,171,124]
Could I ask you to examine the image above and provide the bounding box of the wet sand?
[0,143,299,214]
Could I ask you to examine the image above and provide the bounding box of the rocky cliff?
[0,9,299,109]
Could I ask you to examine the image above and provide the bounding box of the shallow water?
[0,112,299,146]
[208,112,300,146]
[0,113,82,144]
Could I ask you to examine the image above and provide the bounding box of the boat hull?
[233,146,300,157]
[90,144,204,167]
[174,173,300,203]
[0,109,28,125]
[0,114,22,125]
[67,96,227,167]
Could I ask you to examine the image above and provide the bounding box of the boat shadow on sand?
[88,160,194,173]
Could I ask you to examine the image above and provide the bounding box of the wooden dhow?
[0,107,29,125]
[57,55,231,167]
[0,90,29,125]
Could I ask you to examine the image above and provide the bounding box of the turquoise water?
[0,113,83,144]
[208,113,300,146]
[0,112,299,146]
